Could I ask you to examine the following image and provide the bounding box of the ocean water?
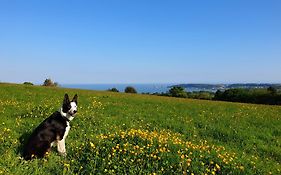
[62,84,174,93]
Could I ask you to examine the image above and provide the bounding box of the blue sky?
[0,0,281,84]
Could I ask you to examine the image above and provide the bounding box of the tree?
[42,78,58,87]
[125,86,137,93]
[267,86,277,95]
[23,82,33,85]
[214,90,223,100]
[168,86,187,98]
[108,88,119,92]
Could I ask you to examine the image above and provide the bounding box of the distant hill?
[227,83,281,89]
[171,83,281,91]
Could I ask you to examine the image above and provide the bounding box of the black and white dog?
[23,94,78,160]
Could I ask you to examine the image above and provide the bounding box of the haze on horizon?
[0,0,281,84]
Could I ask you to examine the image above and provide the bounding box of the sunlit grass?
[0,83,280,174]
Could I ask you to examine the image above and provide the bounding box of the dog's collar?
[63,116,70,122]
[60,108,73,122]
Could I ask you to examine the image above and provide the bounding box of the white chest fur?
[51,121,71,155]
[63,121,70,139]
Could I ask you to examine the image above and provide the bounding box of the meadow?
[0,83,280,174]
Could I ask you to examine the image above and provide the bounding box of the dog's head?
[61,93,78,121]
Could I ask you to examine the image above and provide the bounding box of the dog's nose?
[73,110,77,114]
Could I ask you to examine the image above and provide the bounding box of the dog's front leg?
[58,123,70,156]
[57,139,66,156]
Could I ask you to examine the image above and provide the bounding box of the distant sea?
[61,83,280,94]
[62,84,174,94]
[61,84,214,93]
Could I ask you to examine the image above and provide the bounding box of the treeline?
[214,87,281,105]
[92,84,281,105]
[157,86,281,105]
[152,86,215,100]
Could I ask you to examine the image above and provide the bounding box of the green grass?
[0,83,280,174]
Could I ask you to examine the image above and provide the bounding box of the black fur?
[22,94,77,160]
[22,111,68,160]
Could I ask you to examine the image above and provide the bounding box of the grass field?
[0,83,280,174]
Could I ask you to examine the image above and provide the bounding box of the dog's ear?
[63,93,70,105]
[72,94,78,104]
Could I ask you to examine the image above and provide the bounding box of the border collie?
[23,93,78,160]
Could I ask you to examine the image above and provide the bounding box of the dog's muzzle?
[69,110,77,116]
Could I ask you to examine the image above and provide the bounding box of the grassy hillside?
[0,83,280,174]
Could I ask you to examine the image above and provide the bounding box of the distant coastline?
[171,83,281,91]
[61,83,281,94]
